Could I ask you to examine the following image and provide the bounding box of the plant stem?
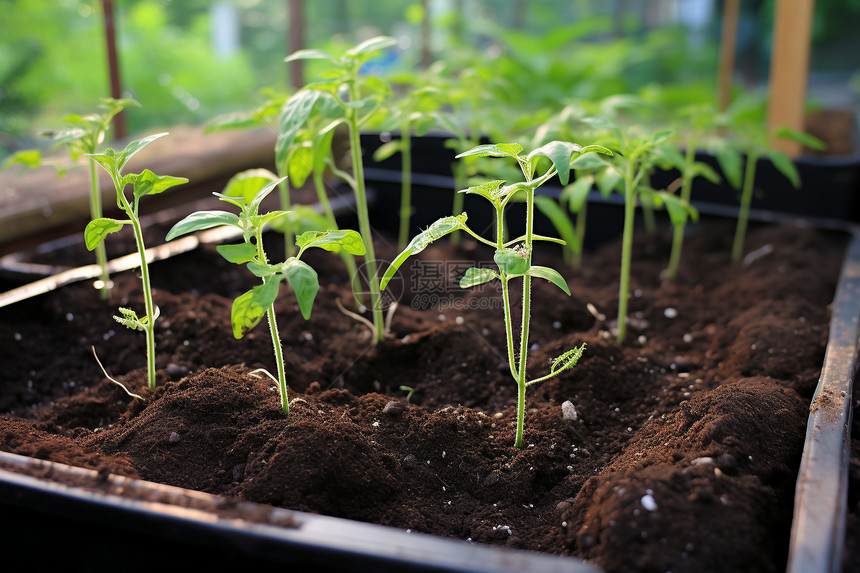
[573,204,586,270]
[731,152,759,264]
[129,215,157,391]
[313,169,363,304]
[450,159,467,244]
[666,145,696,280]
[398,123,413,250]
[497,206,518,381]
[617,161,636,344]
[514,187,535,449]
[267,304,289,414]
[348,80,385,343]
[278,179,296,258]
[89,159,110,299]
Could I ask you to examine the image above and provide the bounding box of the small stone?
[561,400,578,421]
[640,494,658,511]
[168,432,181,443]
[664,307,678,319]
[402,454,419,469]
[166,363,188,378]
[383,400,404,417]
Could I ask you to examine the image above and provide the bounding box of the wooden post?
[288,0,305,90]
[767,0,815,157]
[102,0,126,139]
[421,0,431,68]
[717,0,740,111]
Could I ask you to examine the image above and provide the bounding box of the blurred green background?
[1,0,858,161]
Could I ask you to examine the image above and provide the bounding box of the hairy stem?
[129,215,157,391]
[731,152,759,264]
[348,78,385,343]
[278,179,295,258]
[267,304,289,414]
[514,187,535,449]
[450,160,467,244]
[89,159,110,299]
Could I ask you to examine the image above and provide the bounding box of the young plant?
[381,140,611,448]
[284,36,397,344]
[84,132,187,391]
[711,97,824,263]
[4,98,139,298]
[166,170,365,415]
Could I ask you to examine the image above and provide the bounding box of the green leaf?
[284,259,319,320]
[272,205,330,235]
[712,143,743,190]
[773,126,826,151]
[114,307,145,331]
[494,248,530,275]
[459,267,498,289]
[527,141,582,185]
[534,196,579,254]
[132,169,187,201]
[84,218,124,250]
[284,49,338,64]
[596,168,623,197]
[380,213,468,290]
[215,242,258,264]
[246,261,277,278]
[461,180,505,204]
[222,168,279,203]
[571,153,608,171]
[456,143,522,159]
[526,266,571,295]
[116,132,169,171]
[767,150,801,189]
[372,139,403,162]
[276,90,321,173]
[288,145,314,188]
[657,192,698,227]
[550,343,585,374]
[691,162,722,184]
[2,149,42,170]
[249,176,289,215]
[346,36,397,57]
[296,229,366,256]
[231,279,281,339]
[561,177,593,213]
[166,211,240,241]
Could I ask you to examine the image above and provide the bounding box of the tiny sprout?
[85,132,187,391]
[399,385,415,403]
[167,169,365,415]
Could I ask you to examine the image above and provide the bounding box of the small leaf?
[372,139,403,162]
[456,143,522,159]
[132,169,187,200]
[247,261,277,278]
[222,168,279,203]
[231,279,281,339]
[288,145,314,188]
[561,177,593,213]
[596,168,623,197]
[494,248,530,275]
[527,141,582,185]
[249,176,289,215]
[526,266,571,295]
[116,132,169,171]
[550,343,586,374]
[773,126,826,151]
[346,36,397,57]
[284,49,338,64]
[571,153,607,171]
[84,218,124,250]
[712,144,743,190]
[380,213,468,290]
[296,229,366,256]
[767,150,801,189]
[216,242,258,264]
[166,211,240,241]
[691,162,722,184]
[276,90,321,172]
[114,307,145,331]
[2,149,42,170]
[657,192,697,227]
[284,259,319,320]
[459,267,498,289]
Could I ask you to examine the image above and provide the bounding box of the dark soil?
[0,218,849,573]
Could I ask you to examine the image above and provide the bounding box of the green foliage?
[167,168,365,415]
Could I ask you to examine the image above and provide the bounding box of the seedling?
[381,140,610,448]
[711,97,823,263]
[4,98,139,298]
[284,36,397,344]
[166,169,365,415]
[84,132,187,391]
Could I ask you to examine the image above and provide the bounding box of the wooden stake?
[717,0,740,111]
[767,0,815,157]
[288,0,305,90]
[102,0,126,139]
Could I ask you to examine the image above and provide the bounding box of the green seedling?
[381,140,611,448]
[373,82,444,249]
[84,132,187,391]
[399,385,415,403]
[284,36,397,344]
[579,109,696,343]
[4,98,139,298]
[166,170,365,415]
[711,97,824,263]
